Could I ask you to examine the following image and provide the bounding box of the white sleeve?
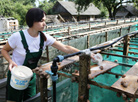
[45,34,56,46]
[8,32,19,49]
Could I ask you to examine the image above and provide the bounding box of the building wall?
[0,18,18,32]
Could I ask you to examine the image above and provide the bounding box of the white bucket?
[10,66,33,90]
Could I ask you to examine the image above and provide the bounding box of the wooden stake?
[68,26,71,35]
[78,54,91,102]
[87,34,90,48]
[105,22,106,26]
[40,78,48,102]
[89,22,91,30]
[123,35,130,55]
[128,26,131,33]
[119,28,122,37]
[46,46,49,62]
[116,20,119,25]
[45,26,48,31]
[105,32,108,41]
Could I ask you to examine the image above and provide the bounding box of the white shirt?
[8,29,56,65]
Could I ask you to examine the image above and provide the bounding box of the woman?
[1,8,94,102]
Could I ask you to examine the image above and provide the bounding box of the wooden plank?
[39,50,101,71]
[111,62,138,95]
[72,60,119,79]
[40,56,79,71]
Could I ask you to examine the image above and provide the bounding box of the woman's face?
[32,14,46,31]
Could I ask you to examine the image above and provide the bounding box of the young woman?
[1,8,94,102]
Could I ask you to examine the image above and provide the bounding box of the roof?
[124,5,138,16]
[116,11,129,17]
[116,5,138,17]
[57,1,101,15]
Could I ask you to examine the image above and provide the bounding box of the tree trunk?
[113,6,118,20]
[108,8,113,20]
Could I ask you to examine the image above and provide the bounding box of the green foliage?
[38,0,54,14]
[0,0,14,17]
[75,0,93,12]
[0,0,34,26]
[92,1,108,18]
[12,3,33,25]
[11,0,36,6]
[48,0,57,3]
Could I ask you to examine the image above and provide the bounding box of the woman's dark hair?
[26,8,46,41]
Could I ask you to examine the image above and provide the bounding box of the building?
[0,17,19,32]
[52,1,101,22]
[115,5,138,18]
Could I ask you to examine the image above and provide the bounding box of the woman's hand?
[9,60,17,71]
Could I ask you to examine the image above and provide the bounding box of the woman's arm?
[1,42,17,71]
[52,41,95,60]
[52,41,80,54]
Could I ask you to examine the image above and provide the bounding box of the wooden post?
[130,18,132,22]
[68,26,71,35]
[89,22,91,30]
[63,24,65,28]
[135,17,137,21]
[105,32,108,41]
[87,34,90,48]
[124,18,126,23]
[78,54,91,102]
[105,21,106,26]
[116,20,119,25]
[46,46,49,62]
[45,26,48,31]
[123,35,130,56]
[128,26,131,33]
[2,36,4,40]
[40,78,48,102]
[119,28,122,37]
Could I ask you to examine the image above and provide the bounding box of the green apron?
[6,30,44,102]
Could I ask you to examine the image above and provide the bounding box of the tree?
[48,0,57,3]
[75,0,136,19]
[0,0,33,25]
[94,0,123,19]
[12,2,33,25]
[11,0,36,6]
[0,0,13,17]
[38,0,54,14]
